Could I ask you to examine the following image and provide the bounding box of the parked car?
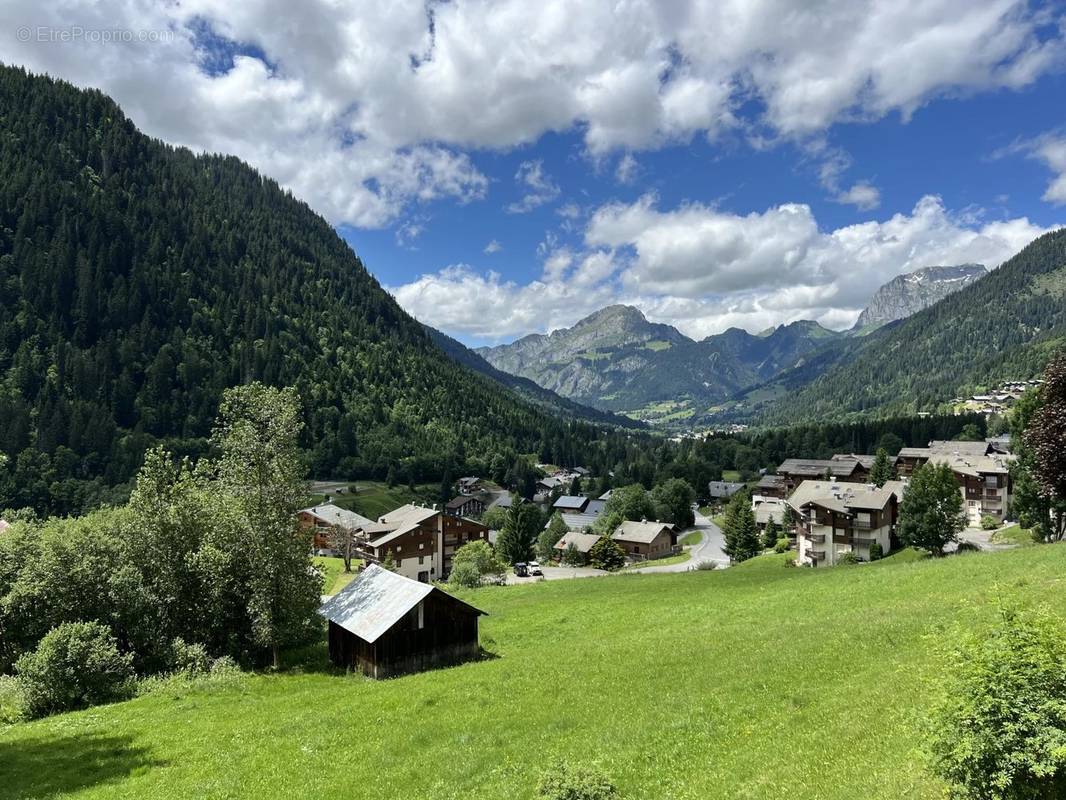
[514,562,529,578]
[528,560,543,576]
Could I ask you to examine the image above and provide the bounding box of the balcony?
[807,549,825,562]
[852,519,874,530]
[805,532,826,544]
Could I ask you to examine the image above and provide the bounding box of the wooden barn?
[318,563,486,678]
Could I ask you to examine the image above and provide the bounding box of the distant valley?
[476,262,998,426]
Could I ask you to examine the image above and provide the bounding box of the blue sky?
[4,0,1065,345]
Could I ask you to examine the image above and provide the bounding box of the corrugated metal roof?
[318,564,435,643]
[554,531,600,553]
[553,495,589,510]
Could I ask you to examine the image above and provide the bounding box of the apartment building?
[788,480,905,567]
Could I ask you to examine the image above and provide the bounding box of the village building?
[553,530,601,563]
[556,497,607,531]
[553,495,590,513]
[753,474,787,499]
[356,504,489,583]
[788,480,905,567]
[488,492,514,510]
[752,497,787,532]
[611,520,678,561]
[298,504,374,554]
[445,495,485,518]
[457,476,482,495]
[707,481,745,502]
[775,455,878,492]
[318,563,485,678]
[895,440,992,476]
[927,452,1014,526]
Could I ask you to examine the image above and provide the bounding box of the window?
[418,555,424,565]
[419,542,425,550]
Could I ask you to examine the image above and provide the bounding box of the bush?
[981,514,1000,531]
[773,537,790,554]
[450,540,508,588]
[695,560,719,570]
[538,762,618,800]
[447,560,482,589]
[15,621,135,719]
[169,638,211,675]
[837,551,859,566]
[588,535,626,572]
[929,605,1066,799]
[0,675,24,723]
[868,541,883,561]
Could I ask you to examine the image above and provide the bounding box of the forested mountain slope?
[0,66,613,515]
[422,325,643,428]
[759,228,1066,423]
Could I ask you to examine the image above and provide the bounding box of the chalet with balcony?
[927,452,1014,526]
[445,495,485,518]
[895,440,992,477]
[357,504,490,582]
[788,480,905,567]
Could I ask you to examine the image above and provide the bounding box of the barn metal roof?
[317,564,485,644]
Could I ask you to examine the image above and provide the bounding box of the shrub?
[773,537,790,554]
[448,560,483,589]
[695,560,718,570]
[929,605,1066,799]
[955,541,982,553]
[981,514,999,531]
[15,621,135,718]
[538,762,618,800]
[837,551,859,566]
[450,540,508,587]
[561,542,585,567]
[0,675,24,723]
[169,638,211,675]
[868,541,883,561]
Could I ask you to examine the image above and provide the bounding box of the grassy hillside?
[3,545,1064,799]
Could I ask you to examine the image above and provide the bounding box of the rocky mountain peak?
[855,264,987,330]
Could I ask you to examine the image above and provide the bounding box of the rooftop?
[318,564,483,643]
[787,480,906,515]
[299,503,373,530]
[612,520,674,544]
[554,530,601,554]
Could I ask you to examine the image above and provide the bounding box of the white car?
[528,560,543,576]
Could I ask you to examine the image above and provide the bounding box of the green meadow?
[3,545,1064,799]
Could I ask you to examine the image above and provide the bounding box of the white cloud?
[1011,133,1066,204]
[393,194,1058,341]
[836,182,882,211]
[615,153,640,184]
[484,239,503,254]
[507,160,561,214]
[3,0,1060,228]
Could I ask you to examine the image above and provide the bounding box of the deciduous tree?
[898,462,964,556]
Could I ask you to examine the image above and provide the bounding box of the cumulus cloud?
[393,195,1058,341]
[483,239,503,254]
[1005,133,1066,204]
[3,0,1061,227]
[507,160,561,214]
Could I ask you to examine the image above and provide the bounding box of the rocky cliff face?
[854,264,987,330]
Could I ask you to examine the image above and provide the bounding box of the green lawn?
[307,481,437,520]
[992,524,1038,547]
[312,556,363,595]
[3,545,1066,799]
[680,530,701,547]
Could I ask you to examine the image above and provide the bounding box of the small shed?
[318,564,486,678]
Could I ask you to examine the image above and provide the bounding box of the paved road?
[505,565,607,584]
[952,525,1019,553]
[629,509,730,574]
